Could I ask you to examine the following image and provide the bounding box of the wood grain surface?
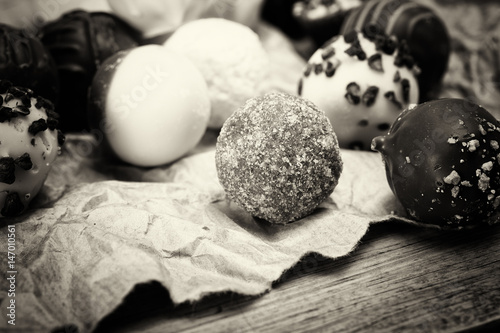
[93,221,500,333]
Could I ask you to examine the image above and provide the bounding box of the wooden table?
[93,220,500,332]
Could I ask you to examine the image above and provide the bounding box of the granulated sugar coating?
[215,92,343,224]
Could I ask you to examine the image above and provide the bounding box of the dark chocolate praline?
[372,98,500,228]
[0,24,59,103]
[38,10,141,132]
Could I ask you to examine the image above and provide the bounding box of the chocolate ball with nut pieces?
[372,99,500,228]
[216,92,343,224]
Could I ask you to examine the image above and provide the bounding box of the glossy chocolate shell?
[372,99,500,228]
[38,10,140,132]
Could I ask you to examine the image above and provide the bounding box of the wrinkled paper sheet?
[0,133,405,333]
[2,1,500,331]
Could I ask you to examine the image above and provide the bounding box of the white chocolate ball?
[88,45,210,167]
[299,32,419,150]
[0,86,63,218]
[164,18,270,129]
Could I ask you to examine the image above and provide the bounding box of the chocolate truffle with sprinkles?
[372,99,500,228]
[299,31,419,151]
[216,92,343,224]
[0,80,64,218]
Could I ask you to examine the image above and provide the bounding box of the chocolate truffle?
[341,0,450,101]
[299,31,419,150]
[216,92,343,224]
[372,99,500,228]
[292,0,365,46]
[0,80,64,218]
[164,18,270,129]
[0,24,59,104]
[38,10,141,132]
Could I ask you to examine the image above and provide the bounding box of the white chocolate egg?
[88,45,210,167]
[299,31,419,150]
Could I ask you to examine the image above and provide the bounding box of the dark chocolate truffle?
[341,0,450,102]
[372,99,500,228]
[292,0,364,47]
[216,92,343,224]
[0,24,59,103]
[38,10,141,132]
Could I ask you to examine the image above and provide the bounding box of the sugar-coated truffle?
[164,18,270,129]
[216,92,343,224]
[0,24,59,104]
[38,10,141,132]
[0,80,64,218]
[372,99,500,228]
[341,0,450,101]
[299,31,419,150]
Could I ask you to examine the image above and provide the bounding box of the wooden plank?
[94,222,500,332]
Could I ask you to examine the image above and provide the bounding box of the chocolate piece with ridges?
[38,10,140,132]
[340,0,450,101]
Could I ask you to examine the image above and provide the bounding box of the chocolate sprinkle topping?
[0,157,16,184]
[325,61,337,77]
[346,82,361,95]
[15,105,30,116]
[4,93,14,103]
[362,86,379,107]
[377,123,391,131]
[298,78,303,96]
[0,106,17,122]
[393,70,401,82]
[345,82,361,104]
[304,63,313,77]
[394,40,415,69]
[321,46,336,60]
[345,40,366,60]
[28,118,48,135]
[345,93,360,105]
[358,119,369,127]
[401,79,410,103]
[368,53,383,72]
[15,153,33,170]
[1,192,25,217]
[314,63,323,74]
[20,94,32,107]
[384,91,403,109]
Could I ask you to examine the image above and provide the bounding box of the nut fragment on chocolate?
[216,92,343,224]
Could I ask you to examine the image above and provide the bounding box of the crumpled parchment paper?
[0,133,404,333]
[1,1,500,331]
